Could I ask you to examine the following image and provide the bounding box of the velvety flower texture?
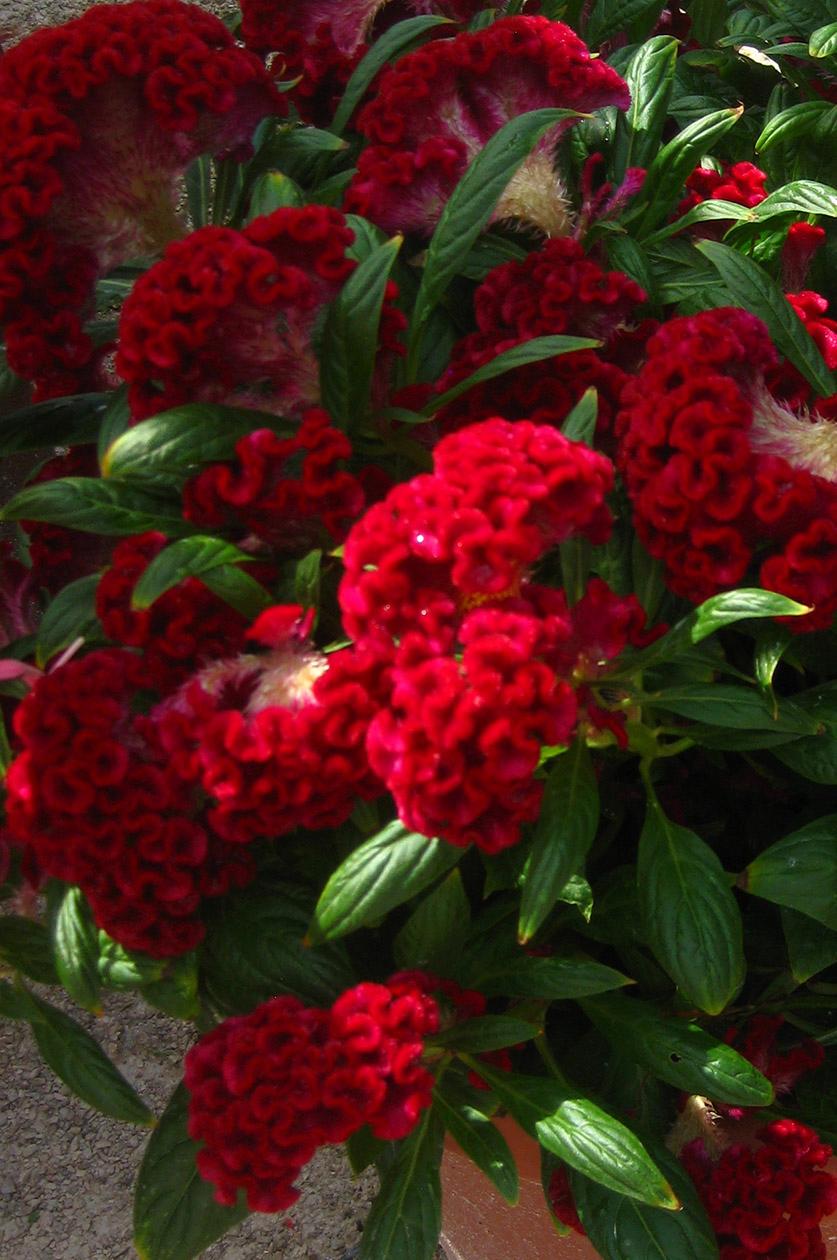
[240,0,499,125]
[0,0,281,399]
[153,609,386,845]
[676,161,768,224]
[184,974,440,1211]
[96,532,255,693]
[117,206,404,421]
[340,416,614,647]
[617,307,837,630]
[681,1120,837,1260]
[345,16,630,237]
[432,238,647,439]
[183,409,366,549]
[5,650,254,956]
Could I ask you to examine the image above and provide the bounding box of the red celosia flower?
[0,0,282,398]
[366,604,578,851]
[153,617,387,844]
[681,1120,837,1260]
[184,974,439,1211]
[117,206,405,421]
[617,307,837,630]
[5,649,254,956]
[96,532,255,693]
[240,0,497,125]
[431,239,646,439]
[339,417,613,646]
[675,161,768,234]
[345,16,630,237]
[787,292,837,371]
[782,224,827,293]
[183,409,366,549]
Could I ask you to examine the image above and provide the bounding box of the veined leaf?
[36,574,101,668]
[741,816,837,929]
[425,335,599,416]
[781,907,837,984]
[635,107,743,236]
[359,1109,443,1260]
[52,886,102,1015]
[393,869,471,970]
[1,478,189,538]
[433,1075,519,1204]
[0,393,107,455]
[755,101,835,153]
[130,537,256,610]
[613,37,679,178]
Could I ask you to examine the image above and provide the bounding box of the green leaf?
[130,537,255,610]
[613,37,679,179]
[52,886,102,1015]
[614,589,811,675]
[309,821,462,943]
[102,403,292,482]
[456,233,527,281]
[471,1064,678,1210]
[773,723,837,783]
[97,386,131,470]
[23,990,154,1124]
[0,980,29,1019]
[408,107,581,377]
[696,240,836,397]
[359,1109,443,1260]
[468,953,632,1000]
[635,107,743,235]
[742,816,837,929]
[0,393,107,455]
[643,198,755,245]
[755,101,835,153]
[294,548,322,610]
[751,179,837,220]
[581,994,774,1105]
[97,936,166,990]
[319,235,403,429]
[210,155,244,227]
[586,0,666,47]
[648,683,818,733]
[245,171,304,222]
[346,1126,390,1176]
[425,336,599,416]
[810,20,837,55]
[185,155,212,229]
[560,388,599,445]
[571,1138,719,1260]
[2,478,189,538]
[134,1083,249,1260]
[35,573,101,668]
[0,915,58,985]
[198,565,273,619]
[781,907,837,983]
[638,791,745,1014]
[429,1014,539,1053]
[689,0,728,44]
[141,953,200,1021]
[202,884,355,1015]
[393,869,471,970]
[331,16,454,135]
[432,1075,519,1205]
[519,741,599,944]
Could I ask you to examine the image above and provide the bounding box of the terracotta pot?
[439,1116,837,1260]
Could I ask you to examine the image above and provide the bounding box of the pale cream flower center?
[750,386,837,483]
[495,150,574,238]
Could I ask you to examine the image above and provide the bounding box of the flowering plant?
[1,1,837,1258]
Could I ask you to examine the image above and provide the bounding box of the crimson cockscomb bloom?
[5,650,254,957]
[96,532,257,694]
[345,16,630,237]
[117,206,405,421]
[339,417,613,647]
[240,0,500,125]
[185,974,440,1211]
[617,307,837,630]
[0,0,282,399]
[183,409,366,549]
[675,161,768,227]
[681,1120,837,1260]
[431,239,647,438]
[153,606,387,845]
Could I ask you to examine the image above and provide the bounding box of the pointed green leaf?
[648,683,818,733]
[755,101,835,153]
[469,954,631,1000]
[359,1109,443,1260]
[140,952,200,1021]
[1,478,189,538]
[751,179,837,220]
[425,336,599,416]
[198,565,273,619]
[134,1083,249,1260]
[810,21,837,56]
[433,1075,519,1204]
[742,816,837,929]
[130,537,256,610]
[638,791,744,1014]
[310,821,462,942]
[560,388,599,445]
[519,741,599,943]
[635,107,743,235]
[245,171,304,222]
[0,393,107,455]
[393,869,471,970]
[35,573,101,668]
[781,907,837,983]
[429,1014,539,1053]
[581,994,774,1106]
[0,915,58,985]
[52,886,102,1014]
[613,36,679,178]
[185,155,212,229]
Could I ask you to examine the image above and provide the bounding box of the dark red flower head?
[0,0,282,399]
[184,974,439,1211]
[345,15,629,237]
[117,206,404,421]
[5,649,254,956]
[617,307,837,630]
